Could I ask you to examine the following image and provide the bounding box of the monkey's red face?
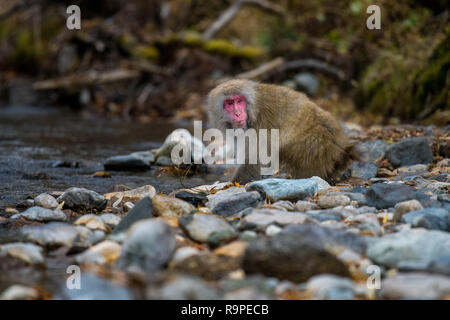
[223,94,247,128]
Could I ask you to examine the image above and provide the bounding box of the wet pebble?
[367,229,450,268]
[147,275,221,300]
[305,274,355,300]
[401,208,450,231]
[33,193,59,209]
[380,273,450,299]
[99,213,121,228]
[0,242,44,265]
[74,214,108,232]
[11,206,67,222]
[393,199,424,222]
[179,213,237,248]
[174,191,208,207]
[152,195,195,218]
[75,240,122,265]
[0,285,39,300]
[209,191,263,217]
[111,196,153,236]
[239,209,314,231]
[294,200,319,212]
[385,137,433,168]
[104,151,153,171]
[317,194,351,209]
[247,178,318,202]
[57,187,107,212]
[20,222,79,248]
[118,219,176,272]
[366,183,417,209]
[243,226,351,282]
[351,161,378,180]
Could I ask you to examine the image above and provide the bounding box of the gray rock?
[171,247,203,264]
[271,200,296,211]
[402,208,450,231]
[33,193,59,209]
[240,230,258,241]
[11,206,67,222]
[385,137,433,168]
[265,224,283,236]
[243,227,350,282]
[394,200,424,222]
[344,193,367,206]
[155,156,173,166]
[351,161,378,180]
[60,272,133,300]
[294,72,319,95]
[317,194,351,209]
[19,222,79,248]
[221,275,276,299]
[306,274,355,300]
[118,220,176,271]
[112,196,153,235]
[99,213,121,228]
[0,285,39,300]
[282,224,367,254]
[310,176,331,191]
[366,183,416,209]
[57,187,107,212]
[427,255,450,276]
[305,211,342,223]
[0,242,44,265]
[147,276,221,300]
[175,191,208,207]
[367,229,450,268]
[359,140,390,161]
[179,213,237,248]
[104,151,153,171]
[380,273,450,299]
[239,209,314,230]
[152,195,195,218]
[208,191,262,217]
[294,201,319,212]
[247,178,318,202]
[207,187,246,208]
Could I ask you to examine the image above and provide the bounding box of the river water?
[0,105,224,210]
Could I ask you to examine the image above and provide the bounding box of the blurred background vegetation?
[0,0,448,126]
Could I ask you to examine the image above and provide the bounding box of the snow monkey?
[207,79,358,184]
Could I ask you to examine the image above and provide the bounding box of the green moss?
[131,45,159,61]
[357,32,449,122]
[204,39,264,59]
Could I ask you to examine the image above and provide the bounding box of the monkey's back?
[254,83,357,182]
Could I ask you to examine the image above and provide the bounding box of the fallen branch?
[33,69,140,90]
[236,57,285,79]
[202,0,284,41]
[279,59,348,81]
[234,57,348,82]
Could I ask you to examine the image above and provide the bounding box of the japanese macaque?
[207,79,358,184]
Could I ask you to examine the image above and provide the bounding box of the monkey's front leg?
[231,164,261,184]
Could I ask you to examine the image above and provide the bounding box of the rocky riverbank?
[0,124,449,300]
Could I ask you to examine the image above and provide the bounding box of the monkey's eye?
[227,101,233,106]
[237,99,242,103]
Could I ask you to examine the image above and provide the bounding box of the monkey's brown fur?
[208,79,359,184]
